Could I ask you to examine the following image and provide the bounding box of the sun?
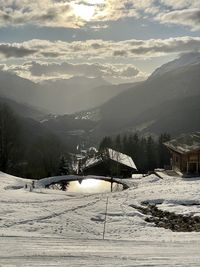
[73,4,95,21]
[86,0,105,3]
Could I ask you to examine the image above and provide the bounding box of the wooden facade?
[82,158,135,178]
[164,132,200,175]
[168,149,200,174]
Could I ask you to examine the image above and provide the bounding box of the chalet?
[81,148,137,178]
[164,132,200,175]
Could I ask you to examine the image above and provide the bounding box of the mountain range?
[151,52,200,78]
[0,71,136,114]
[97,62,200,135]
[75,52,200,138]
[0,52,199,149]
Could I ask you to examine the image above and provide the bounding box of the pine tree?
[131,133,140,165]
[114,134,122,151]
[138,137,148,172]
[58,155,69,175]
[0,104,21,172]
[99,136,113,151]
[146,136,157,171]
[158,133,171,168]
[122,134,128,154]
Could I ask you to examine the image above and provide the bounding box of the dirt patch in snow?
[130,203,200,232]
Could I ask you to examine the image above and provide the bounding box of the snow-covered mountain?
[151,52,200,78]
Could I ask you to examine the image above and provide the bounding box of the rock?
[145,217,154,223]
[131,201,200,232]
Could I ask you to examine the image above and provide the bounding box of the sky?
[0,0,200,84]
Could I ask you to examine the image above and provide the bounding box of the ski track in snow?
[1,236,200,266]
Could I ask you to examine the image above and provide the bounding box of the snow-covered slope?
[151,52,200,78]
[1,171,200,266]
[0,171,30,191]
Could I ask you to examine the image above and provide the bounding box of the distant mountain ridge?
[0,52,199,147]
[0,96,46,121]
[151,52,200,78]
[0,71,38,105]
[40,77,136,114]
[99,63,200,130]
[0,71,135,114]
[79,56,200,138]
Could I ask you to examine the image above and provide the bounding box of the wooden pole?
[103,196,109,240]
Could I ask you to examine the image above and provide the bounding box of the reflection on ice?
[67,179,123,193]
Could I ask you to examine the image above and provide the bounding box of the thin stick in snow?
[103,196,109,240]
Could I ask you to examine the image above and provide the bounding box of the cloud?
[152,0,200,30]
[156,8,200,30]
[113,50,127,57]
[91,0,200,31]
[0,44,37,58]
[93,0,200,31]
[160,0,199,9]
[129,36,200,56]
[0,36,199,61]
[89,24,109,31]
[0,64,6,70]
[0,0,84,28]
[0,0,140,28]
[93,0,139,21]
[5,60,145,83]
[0,0,199,30]
[120,66,139,77]
[24,61,141,78]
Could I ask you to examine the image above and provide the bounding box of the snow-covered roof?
[83,157,102,169]
[164,132,200,154]
[83,148,137,170]
[107,148,137,170]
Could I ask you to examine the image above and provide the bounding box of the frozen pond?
[51,179,124,193]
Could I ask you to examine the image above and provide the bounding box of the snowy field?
[1,172,200,266]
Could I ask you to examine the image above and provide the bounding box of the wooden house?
[81,148,137,178]
[164,132,200,175]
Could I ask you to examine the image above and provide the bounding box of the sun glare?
[73,4,95,21]
[67,179,114,193]
[80,179,101,188]
[86,0,105,4]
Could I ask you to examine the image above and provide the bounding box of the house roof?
[107,148,137,169]
[164,132,200,154]
[83,148,137,170]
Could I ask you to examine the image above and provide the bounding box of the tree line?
[0,104,69,179]
[99,133,171,173]
[0,104,171,178]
